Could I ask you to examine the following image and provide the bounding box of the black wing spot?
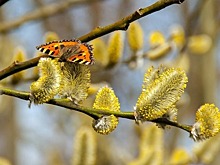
[45,49,50,54]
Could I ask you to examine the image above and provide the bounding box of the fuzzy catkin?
[191,104,220,141]
[30,58,62,104]
[92,87,120,135]
[72,127,96,165]
[11,47,27,84]
[135,67,187,121]
[107,31,124,66]
[127,22,144,51]
[58,62,90,104]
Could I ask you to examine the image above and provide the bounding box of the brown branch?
[0,87,192,133]
[0,55,48,80]
[0,0,104,33]
[79,0,185,42]
[0,0,9,6]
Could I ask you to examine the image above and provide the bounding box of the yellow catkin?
[128,124,163,165]
[32,51,45,77]
[188,34,212,54]
[58,62,90,104]
[47,151,63,165]
[30,58,62,104]
[142,66,160,90]
[168,148,191,165]
[149,31,165,48]
[44,31,59,42]
[90,38,108,67]
[92,87,120,135]
[88,82,109,96]
[11,47,27,84]
[146,42,172,60]
[107,31,124,66]
[191,104,220,141]
[135,66,188,121]
[193,133,220,164]
[170,25,185,49]
[0,158,11,165]
[127,22,144,51]
[72,127,97,165]
[172,53,190,73]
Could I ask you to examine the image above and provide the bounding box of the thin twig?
[0,0,9,7]
[0,55,48,80]
[79,0,185,42]
[0,87,192,133]
[0,0,104,33]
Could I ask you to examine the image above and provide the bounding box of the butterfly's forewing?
[36,40,61,57]
[36,39,94,65]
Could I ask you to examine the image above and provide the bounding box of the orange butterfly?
[36,39,94,65]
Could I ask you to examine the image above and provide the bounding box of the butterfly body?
[36,39,94,65]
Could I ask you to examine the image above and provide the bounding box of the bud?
[11,47,27,84]
[44,31,59,42]
[127,22,144,51]
[72,127,96,165]
[193,133,220,164]
[0,158,11,165]
[128,125,163,165]
[188,34,212,54]
[107,31,124,67]
[90,38,108,67]
[145,42,172,60]
[149,31,165,48]
[170,25,185,49]
[168,148,191,165]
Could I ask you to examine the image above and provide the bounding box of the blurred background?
[0,0,219,164]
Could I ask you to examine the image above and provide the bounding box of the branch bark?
[0,55,48,80]
[0,87,192,133]
[0,0,104,33]
[0,0,9,7]
[79,0,185,42]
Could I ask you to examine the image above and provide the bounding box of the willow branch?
[0,0,103,33]
[0,55,49,80]
[0,87,192,133]
[0,0,9,6]
[79,0,185,42]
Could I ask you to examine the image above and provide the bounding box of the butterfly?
[36,39,94,65]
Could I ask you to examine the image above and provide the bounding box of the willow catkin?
[30,58,62,104]
[92,87,120,135]
[127,22,144,52]
[107,31,124,66]
[58,62,90,104]
[135,67,187,121]
[191,104,220,141]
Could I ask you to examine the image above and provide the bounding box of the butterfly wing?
[36,39,94,65]
[36,40,61,57]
